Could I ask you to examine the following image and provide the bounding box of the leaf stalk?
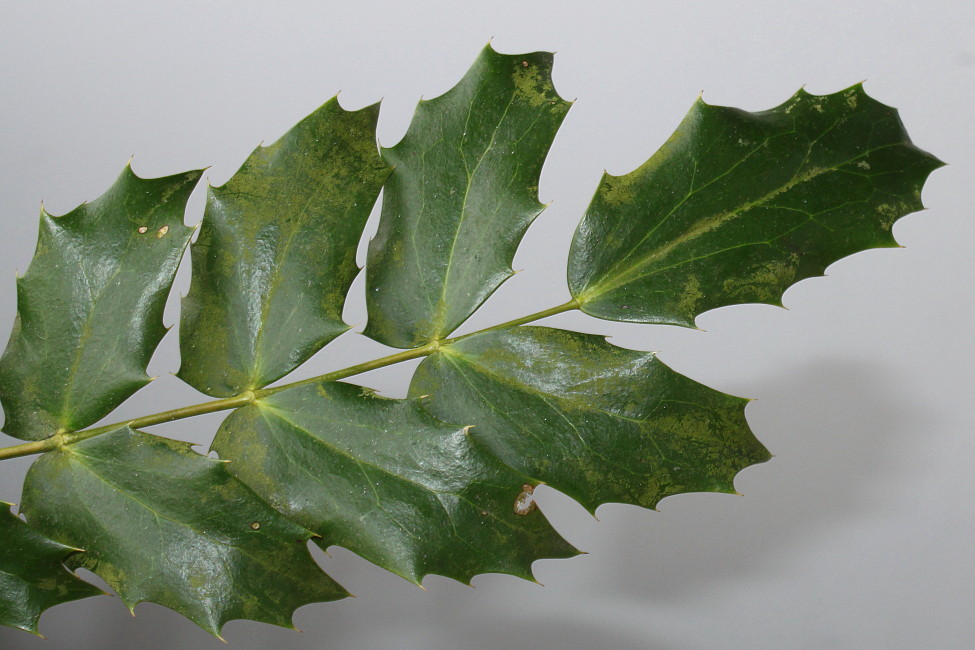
[0,300,580,461]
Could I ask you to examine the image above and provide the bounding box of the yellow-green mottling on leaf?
[569,87,943,327]
[178,97,390,397]
[412,327,770,513]
[364,43,572,349]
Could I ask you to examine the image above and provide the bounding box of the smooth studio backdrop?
[1,2,972,648]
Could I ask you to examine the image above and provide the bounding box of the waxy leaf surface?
[20,429,347,636]
[0,166,201,439]
[213,381,577,585]
[411,327,770,513]
[179,99,390,397]
[0,503,102,635]
[365,44,571,348]
[569,86,943,326]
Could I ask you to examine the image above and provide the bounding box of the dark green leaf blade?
[20,429,347,637]
[364,44,572,348]
[0,166,202,440]
[212,381,578,586]
[569,85,943,326]
[179,98,390,397]
[0,502,103,635]
[411,327,770,513]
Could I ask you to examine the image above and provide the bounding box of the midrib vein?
[432,93,517,337]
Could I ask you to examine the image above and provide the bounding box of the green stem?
[448,298,579,341]
[257,342,440,397]
[0,299,580,461]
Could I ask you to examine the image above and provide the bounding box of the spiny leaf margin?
[0,165,202,440]
[212,380,579,586]
[569,84,944,327]
[0,502,103,635]
[20,428,348,637]
[364,43,572,348]
[178,97,391,397]
[412,326,771,513]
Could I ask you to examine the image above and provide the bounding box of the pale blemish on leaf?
[721,258,798,302]
[512,62,552,108]
[677,275,704,318]
[156,225,170,238]
[137,226,148,234]
[876,203,899,217]
[599,174,637,207]
[513,484,537,516]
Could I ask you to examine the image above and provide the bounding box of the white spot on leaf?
[513,484,537,516]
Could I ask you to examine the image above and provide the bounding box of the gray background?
[1,1,973,648]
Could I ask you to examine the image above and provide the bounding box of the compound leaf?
[0,49,944,637]
[411,327,770,513]
[569,86,943,326]
[0,503,103,635]
[364,44,571,348]
[20,429,347,637]
[0,166,202,440]
[179,98,390,397]
[212,381,578,586]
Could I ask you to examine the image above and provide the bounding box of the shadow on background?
[0,358,931,650]
[581,357,932,604]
